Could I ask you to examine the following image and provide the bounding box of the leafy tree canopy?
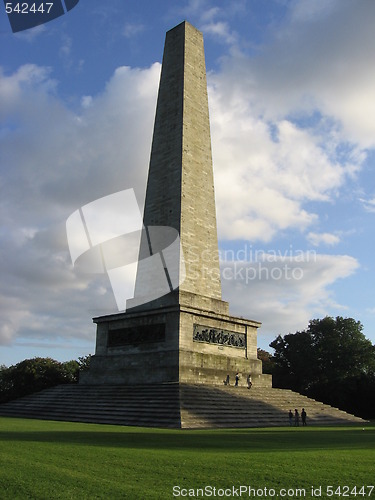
[0,355,91,404]
[257,348,274,374]
[270,316,375,393]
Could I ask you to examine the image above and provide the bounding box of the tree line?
[259,316,375,419]
[0,355,91,404]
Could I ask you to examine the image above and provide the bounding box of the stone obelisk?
[81,21,269,388]
[134,21,221,304]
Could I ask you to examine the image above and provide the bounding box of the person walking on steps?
[301,408,307,426]
[235,372,239,386]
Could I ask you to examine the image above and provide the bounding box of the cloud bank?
[1,0,373,353]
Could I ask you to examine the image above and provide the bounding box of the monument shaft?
[133,21,221,306]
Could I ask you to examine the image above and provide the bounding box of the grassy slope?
[0,418,374,499]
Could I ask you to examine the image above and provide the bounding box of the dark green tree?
[0,356,91,403]
[257,348,275,374]
[270,316,375,418]
[270,329,316,391]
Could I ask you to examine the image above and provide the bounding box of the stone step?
[0,383,366,428]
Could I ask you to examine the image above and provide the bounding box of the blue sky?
[1,0,375,366]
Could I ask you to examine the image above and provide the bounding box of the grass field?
[0,418,374,499]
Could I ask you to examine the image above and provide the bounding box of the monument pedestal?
[80,291,270,387]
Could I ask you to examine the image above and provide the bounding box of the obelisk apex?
[131,21,223,309]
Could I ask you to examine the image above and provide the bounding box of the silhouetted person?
[224,374,230,386]
[294,408,300,426]
[288,410,293,426]
[247,374,252,389]
[301,408,307,426]
[235,372,239,386]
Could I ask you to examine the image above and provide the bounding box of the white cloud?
[0,62,160,345]
[177,0,211,18]
[174,0,241,45]
[200,7,221,23]
[123,23,145,38]
[201,0,374,244]
[201,21,237,45]
[307,232,340,247]
[290,0,340,23]
[0,65,55,108]
[178,0,245,21]
[221,253,359,339]
[14,24,46,42]
[208,81,355,241]
[59,34,72,58]
[81,95,93,108]
[221,0,375,149]
[360,197,375,213]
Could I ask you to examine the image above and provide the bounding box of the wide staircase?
[179,385,365,427]
[0,383,366,428]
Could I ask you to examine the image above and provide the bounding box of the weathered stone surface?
[129,21,222,309]
[80,302,264,385]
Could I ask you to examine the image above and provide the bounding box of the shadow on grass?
[0,422,374,453]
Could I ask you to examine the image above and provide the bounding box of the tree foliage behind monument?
[270,316,375,418]
[0,356,91,403]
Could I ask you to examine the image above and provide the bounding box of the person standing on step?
[294,408,300,426]
[235,372,239,386]
[288,409,293,426]
[301,408,307,426]
[246,373,252,389]
[224,374,230,386]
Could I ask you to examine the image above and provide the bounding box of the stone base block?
[80,350,179,385]
[81,299,270,387]
[179,350,266,386]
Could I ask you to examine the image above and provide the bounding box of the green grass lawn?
[0,418,374,499]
